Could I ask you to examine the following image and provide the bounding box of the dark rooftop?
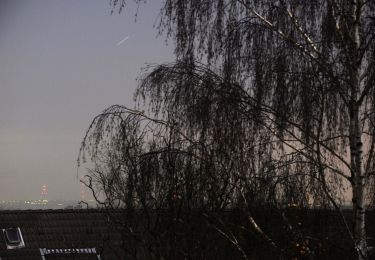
[0,209,125,260]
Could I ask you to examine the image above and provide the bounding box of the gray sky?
[0,0,173,201]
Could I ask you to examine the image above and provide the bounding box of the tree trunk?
[349,60,367,259]
[349,58,368,260]
[348,1,367,258]
[350,106,367,259]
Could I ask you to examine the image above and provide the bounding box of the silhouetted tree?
[80,0,375,259]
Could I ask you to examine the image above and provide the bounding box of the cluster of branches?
[79,0,375,259]
[78,86,345,259]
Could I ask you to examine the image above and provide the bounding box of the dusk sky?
[0,0,173,201]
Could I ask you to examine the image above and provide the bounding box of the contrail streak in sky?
[116,36,129,46]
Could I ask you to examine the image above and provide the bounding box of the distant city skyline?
[0,0,173,200]
[0,199,97,210]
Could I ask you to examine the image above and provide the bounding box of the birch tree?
[81,0,375,259]
[137,1,374,258]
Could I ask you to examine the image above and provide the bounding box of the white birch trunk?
[350,105,367,260]
[349,2,367,258]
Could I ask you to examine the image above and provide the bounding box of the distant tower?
[41,184,48,200]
